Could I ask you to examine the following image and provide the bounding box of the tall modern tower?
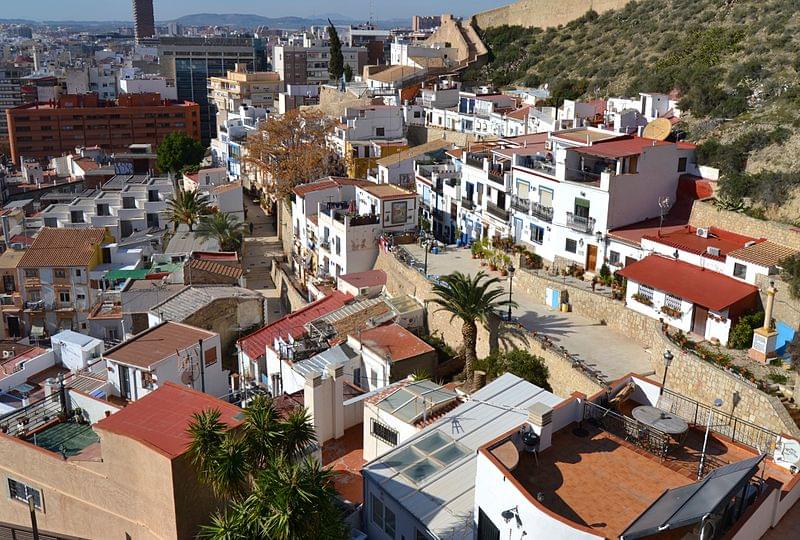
[132,0,156,42]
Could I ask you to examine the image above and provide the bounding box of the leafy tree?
[430,271,517,385]
[167,189,211,232]
[474,349,551,391]
[187,396,347,539]
[157,131,205,174]
[343,63,353,82]
[243,109,342,201]
[327,20,344,81]
[727,311,764,349]
[196,212,244,252]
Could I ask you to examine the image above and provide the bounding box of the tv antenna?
[658,195,671,234]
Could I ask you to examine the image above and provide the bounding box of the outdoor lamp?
[660,349,673,395]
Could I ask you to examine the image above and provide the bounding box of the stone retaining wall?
[375,251,603,397]
[473,0,630,30]
[270,259,309,313]
[690,199,800,251]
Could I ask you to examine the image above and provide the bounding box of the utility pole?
[198,339,206,393]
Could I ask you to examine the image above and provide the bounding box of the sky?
[2,0,511,21]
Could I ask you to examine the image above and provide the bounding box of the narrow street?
[242,197,287,323]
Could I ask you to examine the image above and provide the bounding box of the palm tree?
[187,395,348,539]
[196,212,245,252]
[167,189,211,232]
[430,271,517,384]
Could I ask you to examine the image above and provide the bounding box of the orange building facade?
[6,93,200,163]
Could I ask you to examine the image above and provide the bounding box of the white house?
[0,343,55,394]
[618,255,759,345]
[103,321,227,401]
[362,378,458,461]
[50,330,104,372]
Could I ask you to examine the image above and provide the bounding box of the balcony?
[465,153,486,169]
[518,156,556,177]
[462,198,475,211]
[320,240,331,251]
[566,212,596,233]
[510,196,530,213]
[487,164,510,187]
[531,202,554,222]
[486,202,510,222]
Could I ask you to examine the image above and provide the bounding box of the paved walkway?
[402,243,654,381]
[242,198,286,322]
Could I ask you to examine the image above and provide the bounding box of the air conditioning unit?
[2,350,13,358]
[706,246,721,257]
[696,227,709,238]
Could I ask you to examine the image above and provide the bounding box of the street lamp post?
[27,495,39,540]
[507,265,515,321]
[660,350,673,395]
[698,398,724,480]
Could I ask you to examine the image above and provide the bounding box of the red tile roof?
[356,323,434,363]
[18,228,107,268]
[211,181,242,195]
[104,321,215,369]
[506,105,531,121]
[572,135,672,159]
[238,291,353,360]
[617,255,758,311]
[95,382,243,459]
[187,258,243,279]
[338,269,387,289]
[642,226,757,260]
[292,177,371,197]
[192,251,239,262]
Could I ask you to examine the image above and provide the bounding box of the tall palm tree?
[187,395,347,539]
[430,271,517,384]
[167,189,211,232]
[196,212,244,252]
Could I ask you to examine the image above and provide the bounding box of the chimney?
[327,364,345,440]
[473,370,487,390]
[527,402,554,451]
[43,376,60,398]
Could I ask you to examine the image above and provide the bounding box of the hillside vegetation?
[471,0,800,222]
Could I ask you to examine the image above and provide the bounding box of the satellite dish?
[642,118,672,141]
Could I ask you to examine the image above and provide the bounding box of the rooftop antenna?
[658,195,671,235]
[369,0,375,26]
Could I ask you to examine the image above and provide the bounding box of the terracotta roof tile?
[18,227,106,268]
[728,241,797,267]
[356,323,434,363]
[104,321,215,369]
[238,291,353,360]
[338,269,387,289]
[617,255,758,311]
[187,258,243,279]
[292,177,372,197]
[95,382,243,459]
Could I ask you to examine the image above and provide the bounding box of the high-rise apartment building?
[273,44,368,86]
[6,93,200,163]
[132,0,156,42]
[209,63,281,126]
[158,37,258,144]
[0,66,26,143]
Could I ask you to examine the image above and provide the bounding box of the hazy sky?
[3,0,511,21]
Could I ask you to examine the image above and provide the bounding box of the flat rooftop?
[27,422,99,458]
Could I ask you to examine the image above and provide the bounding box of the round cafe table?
[632,405,689,435]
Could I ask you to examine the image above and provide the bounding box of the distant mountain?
[170,13,407,30]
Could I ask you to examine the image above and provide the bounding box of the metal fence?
[659,388,780,456]
[583,400,670,459]
[0,392,65,438]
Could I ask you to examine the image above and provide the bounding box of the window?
[678,157,687,173]
[638,284,654,302]
[335,236,341,255]
[376,127,385,137]
[733,262,747,279]
[609,250,620,265]
[372,495,384,529]
[59,290,71,303]
[54,269,66,279]
[530,224,544,244]
[204,346,217,367]
[141,371,154,389]
[70,210,84,223]
[665,294,682,311]
[574,198,590,218]
[24,269,38,279]
[75,269,82,277]
[477,508,500,540]
[371,418,399,446]
[515,179,530,199]
[371,494,396,538]
[122,197,136,209]
[96,203,110,216]
[539,187,553,208]
[8,478,42,510]
[565,238,578,253]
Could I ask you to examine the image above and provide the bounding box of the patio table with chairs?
[632,405,689,436]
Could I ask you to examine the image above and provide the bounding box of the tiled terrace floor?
[322,425,365,504]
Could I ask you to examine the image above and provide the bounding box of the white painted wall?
[362,402,421,461]
[474,451,604,540]
[68,388,119,423]
[0,349,55,393]
[51,335,104,372]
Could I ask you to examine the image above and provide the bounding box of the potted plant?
[631,292,654,306]
[660,305,681,319]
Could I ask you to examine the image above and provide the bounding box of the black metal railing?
[566,212,596,233]
[465,153,486,169]
[659,388,779,456]
[462,198,475,210]
[511,196,529,213]
[583,400,670,459]
[487,165,508,185]
[486,202,510,222]
[0,392,64,438]
[531,202,554,222]
[519,157,556,176]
